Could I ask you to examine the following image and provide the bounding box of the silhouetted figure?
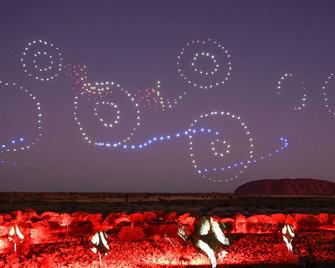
[91,231,109,268]
[282,224,295,251]
[178,216,230,268]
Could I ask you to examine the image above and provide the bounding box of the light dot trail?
[276,73,307,111]
[0,81,43,154]
[321,73,335,116]
[92,126,287,182]
[93,127,288,182]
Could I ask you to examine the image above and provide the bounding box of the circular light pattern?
[211,139,231,158]
[0,81,43,154]
[197,135,287,181]
[276,73,307,111]
[177,38,232,89]
[93,101,120,128]
[321,73,335,116]
[189,111,288,182]
[189,111,253,181]
[191,52,219,76]
[20,40,63,82]
[74,81,141,146]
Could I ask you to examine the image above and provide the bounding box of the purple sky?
[0,0,334,192]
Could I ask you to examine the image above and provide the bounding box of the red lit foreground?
[0,210,334,267]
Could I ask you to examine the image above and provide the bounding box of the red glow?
[0,211,334,267]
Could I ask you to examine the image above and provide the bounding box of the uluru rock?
[234,178,335,195]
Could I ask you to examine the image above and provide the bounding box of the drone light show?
[0,0,334,267]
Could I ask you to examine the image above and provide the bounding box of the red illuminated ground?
[0,206,334,267]
[0,194,334,267]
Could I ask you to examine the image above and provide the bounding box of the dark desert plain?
[1,188,335,216]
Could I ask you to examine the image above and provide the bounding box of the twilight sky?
[0,0,334,192]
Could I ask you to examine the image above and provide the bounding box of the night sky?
[0,0,334,192]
